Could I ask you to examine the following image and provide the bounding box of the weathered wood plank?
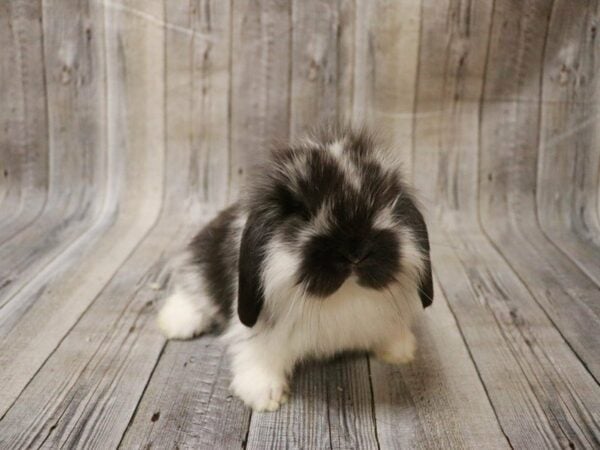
[0,0,171,436]
[0,228,172,449]
[0,0,48,244]
[412,0,493,212]
[160,0,231,210]
[413,1,600,447]
[336,0,356,124]
[352,0,420,176]
[289,0,339,137]
[536,0,600,286]
[120,335,250,449]
[478,0,600,381]
[1,0,600,447]
[0,0,108,332]
[0,0,166,418]
[246,356,379,450]
[229,0,292,197]
[432,228,600,449]
[120,2,243,448]
[325,356,380,450]
[371,279,509,449]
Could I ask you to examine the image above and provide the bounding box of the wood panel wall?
[1,0,599,448]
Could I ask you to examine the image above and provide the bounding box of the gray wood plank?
[433,228,600,449]
[412,1,600,447]
[245,2,381,448]
[120,2,244,448]
[478,0,600,381]
[325,357,379,450]
[536,0,600,286]
[289,0,339,138]
[0,0,109,333]
[0,0,172,422]
[0,0,166,418]
[120,336,250,449]
[336,0,356,124]
[160,0,231,210]
[371,280,509,449]
[0,0,48,244]
[246,356,379,450]
[352,0,420,175]
[229,0,292,197]
[0,227,172,449]
[1,0,600,448]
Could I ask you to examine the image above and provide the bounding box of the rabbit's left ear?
[238,213,271,327]
[394,196,434,308]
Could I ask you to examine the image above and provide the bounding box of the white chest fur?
[273,279,416,360]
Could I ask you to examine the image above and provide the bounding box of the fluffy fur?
[157,126,433,411]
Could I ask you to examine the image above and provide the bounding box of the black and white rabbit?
[157,126,433,411]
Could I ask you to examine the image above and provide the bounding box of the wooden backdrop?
[1,0,599,448]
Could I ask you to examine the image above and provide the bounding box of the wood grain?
[536,0,600,285]
[0,0,165,419]
[371,280,509,449]
[0,0,108,333]
[413,1,600,448]
[121,3,245,447]
[0,0,48,244]
[289,0,339,137]
[246,356,380,450]
[121,335,251,449]
[229,0,292,197]
[0,243,169,449]
[245,2,382,448]
[1,0,599,447]
[352,0,421,176]
[478,0,600,381]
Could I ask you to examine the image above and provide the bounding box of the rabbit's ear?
[418,253,434,308]
[238,213,271,327]
[394,195,434,308]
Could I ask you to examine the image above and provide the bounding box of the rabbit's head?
[237,127,433,327]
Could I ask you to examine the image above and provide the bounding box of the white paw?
[231,370,290,412]
[157,291,208,340]
[375,332,417,365]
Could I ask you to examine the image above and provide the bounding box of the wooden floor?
[1,0,600,448]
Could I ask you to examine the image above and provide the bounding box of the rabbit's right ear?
[238,213,271,327]
[394,194,433,308]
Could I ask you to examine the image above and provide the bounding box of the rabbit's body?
[158,127,433,411]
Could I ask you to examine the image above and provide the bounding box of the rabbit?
[157,126,433,412]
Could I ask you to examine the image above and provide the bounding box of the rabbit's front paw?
[231,368,290,412]
[375,330,416,364]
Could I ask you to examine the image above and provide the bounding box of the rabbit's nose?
[339,243,370,265]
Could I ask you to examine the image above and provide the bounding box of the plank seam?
[365,356,381,450]
[117,341,168,449]
[471,1,516,446]
[434,271,515,450]
[325,366,334,449]
[226,0,234,204]
[287,0,294,138]
[0,0,50,247]
[475,0,600,386]
[409,0,425,185]
[117,0,171,442]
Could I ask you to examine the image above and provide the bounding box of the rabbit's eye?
[284,196,309,219]
[276,187,309,219]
